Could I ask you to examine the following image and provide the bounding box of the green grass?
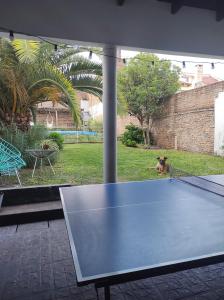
[9,143,224,186]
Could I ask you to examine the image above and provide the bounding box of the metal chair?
[0,138,26,185]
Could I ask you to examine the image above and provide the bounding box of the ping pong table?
[60,174,224,300]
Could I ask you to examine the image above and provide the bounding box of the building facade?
[180,64,219,91]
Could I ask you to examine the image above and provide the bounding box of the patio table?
[26,149,56,177]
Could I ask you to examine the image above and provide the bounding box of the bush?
[88,119,103,133]
[0,124,48,167]
[121,124,144,147]
[48,132,64,150]
[125,139,137,147]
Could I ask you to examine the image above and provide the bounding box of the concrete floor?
[1,220,224,300]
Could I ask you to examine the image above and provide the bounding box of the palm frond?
[27,65,80,125]
[30,86,63,105]
[66,57,102,76]
[0,38,102,129]
[12,39,40,63]
[30,106,37,123]
[52,47,85,66]
[0,38,19,67]
[71,75,102,99]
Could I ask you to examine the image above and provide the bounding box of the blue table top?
[60,175,224,284]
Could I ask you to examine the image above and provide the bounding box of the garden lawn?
[18,143,224,186]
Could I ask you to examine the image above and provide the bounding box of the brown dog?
[156,156,169,175]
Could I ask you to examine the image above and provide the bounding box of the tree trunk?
[15,112,31,131]
[137,117,146,145]
[143,118,153,148]
[1,111,31,131]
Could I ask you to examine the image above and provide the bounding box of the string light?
[0,27,223,68]
[9,30,14,41]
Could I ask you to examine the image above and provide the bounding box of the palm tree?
[0,38,102,131]
[49,45,102,98]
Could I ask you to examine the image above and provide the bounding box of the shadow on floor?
[1,220,224,300]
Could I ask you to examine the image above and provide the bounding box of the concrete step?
[0,183,71,206]
[0,201,63,226]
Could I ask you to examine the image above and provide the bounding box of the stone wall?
[152,81,224,154]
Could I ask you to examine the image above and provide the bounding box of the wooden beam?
[117,0,125,6]
[216,0,224,22]
[171,0,183,14]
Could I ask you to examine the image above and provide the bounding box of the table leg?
[32,157,38,178]
[40,158,43,172]
[15,169,22,186]
[104,286,110,300]
[47,158,55,175]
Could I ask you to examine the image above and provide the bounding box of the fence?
[50,130,103,144]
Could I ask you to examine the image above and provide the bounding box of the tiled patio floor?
[1,220,224,300]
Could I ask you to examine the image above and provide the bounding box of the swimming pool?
[52,130,97,136]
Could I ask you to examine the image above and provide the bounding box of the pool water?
[52,130,97,136]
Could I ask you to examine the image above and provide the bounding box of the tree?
[118,53,180,146]
[0,38,102,131]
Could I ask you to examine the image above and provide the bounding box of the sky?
[121,50,224,80]
[81,47,224,80]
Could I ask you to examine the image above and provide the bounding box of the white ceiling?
[1,0,224,58]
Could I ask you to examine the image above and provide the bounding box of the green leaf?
[12,39,40,63]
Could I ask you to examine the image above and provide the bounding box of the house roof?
[36,91,98,111]
[202,75,219,85]
[37,102,69,112]
[180,73,219,85]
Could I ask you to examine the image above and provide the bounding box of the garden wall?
[37,107,140,134]
[117,115,139,136]
[36,109,75,128]
[152,81,224,154]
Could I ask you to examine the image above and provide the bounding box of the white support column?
[103,45,117,183]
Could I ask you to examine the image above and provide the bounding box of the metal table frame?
[26,149,56,177]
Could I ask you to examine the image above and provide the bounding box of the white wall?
[90,103,103,119]
[80,99,89,112]
[1,0,224,58]
[214,92,224,156]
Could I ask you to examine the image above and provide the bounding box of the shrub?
[121,124,144,147]
[125,139,137,147]
[0,124,48,167]
[48,132,64,150]
[88,119,103,133]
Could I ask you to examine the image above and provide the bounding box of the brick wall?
[152,81,224,154]
[36,110,75,128]
[117,115,140,135]
[37,108,140,133]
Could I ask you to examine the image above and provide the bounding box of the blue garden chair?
[0,138,26,185]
